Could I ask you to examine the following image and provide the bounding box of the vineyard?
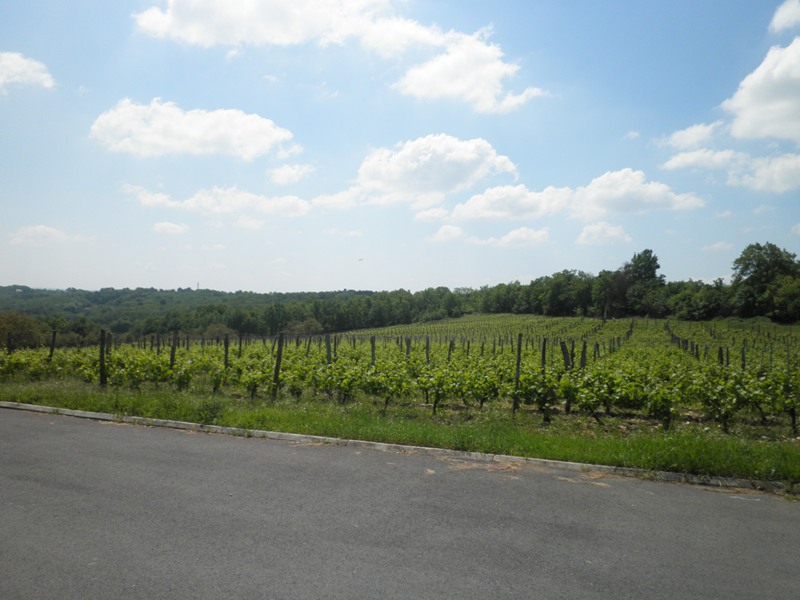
[2,314,798,436]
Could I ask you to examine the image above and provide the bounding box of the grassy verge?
[2,379,798,486]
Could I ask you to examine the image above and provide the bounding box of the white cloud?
[453,184,570,220]
[663,148,800,192]
[356,134,517,207]
[153,222,189,234]
[277,143,304,159]
[450,170,701,222]
[665,121,724,149]
[133,0,386,47]
[9,225,91,246]
[570,168,704,220]
[127,185,311,217]
[468,227,549,247]
[702,241,733,252]
[661,149,740,170]
[0,52,54,93]
[722,37,800,145]
[359,17,444,57]
[576,222,632,245]
[715,210,733,218]
[133,2,542,114]
[726,153,800,192]
[624,131,640,140]
[792,223,800,234]
[430,225,463,242]
[91,98,293,160]
[770,0,800,33]
[269,164,315,185]
[393,29,546,114]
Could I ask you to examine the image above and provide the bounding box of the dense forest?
[1,242,798,348]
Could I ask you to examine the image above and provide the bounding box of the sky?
[1,0,799,293]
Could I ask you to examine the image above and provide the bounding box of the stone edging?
[1,401,787,493]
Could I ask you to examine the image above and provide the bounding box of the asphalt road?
[1,408,798,600]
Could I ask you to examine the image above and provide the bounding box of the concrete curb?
[1,401,788,493]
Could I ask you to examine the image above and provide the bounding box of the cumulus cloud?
[393,29,546,114]
[133,1,543,114]
[355,133,516,207]
[727,153,800,192]
[269,164,315,185]
[722,37,800,145]
[91,98,293,160]
[661,149,740,170]
[792,223,800,234]
[126,185,311,217]
[153,222,189,234]
[468,227,549,247]
[453,184,570,220]
[0,52,54,93]
[770,0,800,33]
[359,17,444,57]
[449,169,702,222]
[663,149,800,192]
[570,169,704,220]
[9,225,91,246]
[430,225,463,242]
[134,0,385,47]
[576,222,632,245]
[665,121,724,149]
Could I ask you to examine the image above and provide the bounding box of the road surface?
[1,408,798,599]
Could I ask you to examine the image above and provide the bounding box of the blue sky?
[1,0,799,293]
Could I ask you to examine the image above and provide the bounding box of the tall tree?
[731,242,799,319]
[623,249,666,316]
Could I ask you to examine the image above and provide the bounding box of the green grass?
[2,379,799,486]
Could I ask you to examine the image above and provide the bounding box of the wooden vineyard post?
[224,334,230,370]
[560,341,572,370]
[579,340,587,369]
[513,333,523,414]
[272,333,284,398]
[370,336,376,366]
[48,329,57,363]
[170,332,178,369]
[98,329,107,387]
[540,338,547,371]
[325,334,332,365]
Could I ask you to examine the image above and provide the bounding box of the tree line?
[1,242,798,348]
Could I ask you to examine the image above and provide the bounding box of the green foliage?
[732,242,800,321]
